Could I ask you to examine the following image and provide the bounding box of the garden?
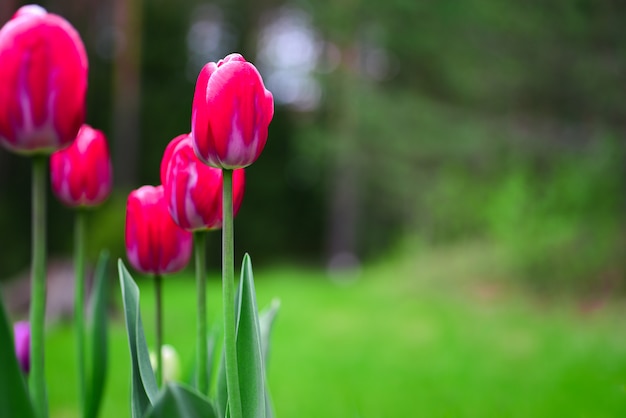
[1,1,625,417]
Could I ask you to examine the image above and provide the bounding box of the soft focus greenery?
[46,245,626,417]
[1,0,624,293]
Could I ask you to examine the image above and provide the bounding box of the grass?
[45,242,626,417]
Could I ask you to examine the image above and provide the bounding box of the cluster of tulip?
[0,5,275,418]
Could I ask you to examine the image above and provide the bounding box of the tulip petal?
[191,55,273,169]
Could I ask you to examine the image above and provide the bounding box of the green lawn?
[46,243,626,417]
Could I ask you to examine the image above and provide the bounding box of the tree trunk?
[111,0,143,188]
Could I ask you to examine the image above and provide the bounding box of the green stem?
[194,231,209,394]
[30,156,47,418]
[155,274,163,387]
[74,210,86,417]
[222,169,242,418]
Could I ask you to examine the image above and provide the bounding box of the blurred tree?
[0,0,624,286]
[112,0,143,188]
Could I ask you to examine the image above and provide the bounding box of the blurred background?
[1,0,626,416]
[0,0,624,287]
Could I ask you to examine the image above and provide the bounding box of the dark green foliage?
[1,0,624,293]
[144,383,218,418]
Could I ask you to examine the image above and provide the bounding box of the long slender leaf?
[216,348,228,418]
[236,254,266,418]
[0,293,36,418]
[258,300,280,371]
[187,327,217,395]
[205,329,217,395]
[118,260,158,418]
[86,251,109,418]
[259,300,280,418]
[144,383,218,418]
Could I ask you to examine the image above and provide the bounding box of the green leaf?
[258,299,280,372]
[0,293,36,418]
[216,341,228,418]
[207,330,217,392]
[144,383,218,418]
[259,300,280,418]
[86,251,109,418]
[217,258,280,418]
[186,328,217,395]
[236,254,266,418]
[118,260,158,418]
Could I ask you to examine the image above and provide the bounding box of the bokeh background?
[1,0,625,417]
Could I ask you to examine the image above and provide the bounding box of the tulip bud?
[161,134,245,231]
[191,53,274,169]
[149,344,181,385]
[0,5,88,154]
[13,321,30,374]
[125,185,192,274]
[50,125,112,208]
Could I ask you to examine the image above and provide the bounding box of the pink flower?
[50,125,112,207]
[191,53,274,169]
[0,5,88,154]
[13,321,30,374]
[161,134,245,231]
[125,185,192,275]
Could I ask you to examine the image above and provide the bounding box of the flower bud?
[149,344,181,385]
[50,125,112,208]
[161,134,245,231]
[125,185,192,274]
[0,5,88,154]
[191,53,274,169]
[13,321,30,374]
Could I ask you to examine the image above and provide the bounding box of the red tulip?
[191,53,274,169]
[161,134,245,231]
[125,185,192,274]
[0,5,88,154]
[50,125,112,207]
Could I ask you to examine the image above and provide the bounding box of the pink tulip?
[50,125,112,207]
[161,134,245,231]
[191,53,274,169]
[125,185,192,275]
[0,5,88,154]
[13,321,30,374]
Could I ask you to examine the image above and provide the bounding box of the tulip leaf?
[236,253,266,418]
[187,327,217,395]
[144,383,218,418]
[118,260,158,417]
[205,329,217,395]
[216,258,279,418]
[259,300,280,418]
[86,251,109,418]
[0,294,36,418]
[216,346,228,418]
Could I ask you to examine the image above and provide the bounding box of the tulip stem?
[194,231,209,394]
[30,155,48,418]
[222,169,242,418]
[74,209,87,417]
[155,274,163,387]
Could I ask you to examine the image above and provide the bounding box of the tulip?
[50,124,112,207]
[126,185,192,386]
[161,134,245,231]
[0,5,88,154]
[13,321,30,374]
[149,344,181,385]
[191,53,274,169]
[125,185,192,275]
